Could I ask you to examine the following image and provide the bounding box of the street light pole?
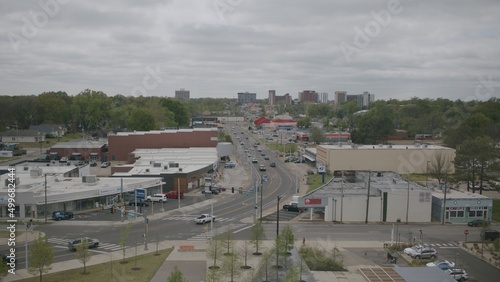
[276,196,281,237]
[44,174,47,223]
[260,176,263,221]
[406,175,410,224]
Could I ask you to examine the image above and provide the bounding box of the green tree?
[296,116,311,129]
[351,101,395,144]
[280,225,295,252]
[221,252,242,282]
[126,107,156,131]
[309,126,325,144]
[75,240,92,274]
[37,91,70,124]
[161,98,190,127]
[250,221,265,255]
[166,266,188,282]
[0,259,8,279]
[206,237,224,269]
[28,236,53,282]
[284,265,301,282]
[71,89,111,131]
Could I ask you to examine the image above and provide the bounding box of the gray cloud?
[1,0,499,101]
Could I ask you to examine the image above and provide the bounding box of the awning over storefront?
[303,155,316,162]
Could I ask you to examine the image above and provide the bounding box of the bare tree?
[119,223,131,263]
[240,240,252,269]
[28,236,53,282]
[75,240,92,274]
[428,152,452,186]
[222,225,236,256]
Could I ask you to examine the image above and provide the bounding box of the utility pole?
[143,210,148,250]
[120,178,124,222]
[365,171,371,224]
[260,176,264,221]
[340,171,344,223]
[44,174,48,223]
[177,178,181,210]
[406,175,410,224]
[442,173,448,225]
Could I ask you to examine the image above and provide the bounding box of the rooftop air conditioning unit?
[179,168,183,172]
[163,166,168,170]
[24,167,28,171]
[30,168,42,177]
[145,169,150,172]
[82,175,97,184]
[423,144,428,148]
[5,178,20,188]
[153,162,161,168]
[378,144,383,147]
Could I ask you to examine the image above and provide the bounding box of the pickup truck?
[52,211,74,221]
[164,191,184,199]
[195,214,216,224]
[282,204,302,212]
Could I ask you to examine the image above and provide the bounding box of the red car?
[164,191,184,199]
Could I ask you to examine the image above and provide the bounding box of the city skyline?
[1,1,499,101]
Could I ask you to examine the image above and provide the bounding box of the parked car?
[270,162,276,167]
[100,161,110,168]
[127,201,149,207]
[146,194,167,203]
[90,162,97,167]
[404,245,423,256]
[164,191,184,199]
[467,219,488,227]
[283,203,302,212]
[445,268,469,281]
[59,157,68,163]
[426,260,456,270]
[195,214,215,224]
[68,237,100,251]
[202,189,219,195]
[409,247,437,259]
[52,211,74,221]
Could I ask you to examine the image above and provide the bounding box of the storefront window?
[450,211,457,217]
[457,210,464,217]
[477,210,483,217]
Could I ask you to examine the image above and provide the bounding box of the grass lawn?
[17,248,172,282]
[307,173,332,193]
[492,199,500,223]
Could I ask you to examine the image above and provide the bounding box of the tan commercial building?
[316,143,455,175]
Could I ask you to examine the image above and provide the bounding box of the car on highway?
[264,156,270,160]
[262,175,269,182]
[52,211,74,221]
[445,268,469,281]
[270,162,276,167]
[146,194,167,203]
[259,164,266,171]
[467,219,488,227]
[252,158,258,163]
[164,191,184,199]
[426,260,455,270]
[195,214,216,224]
[202,188,219,195]
[224,161,236,168]
[68,237,100,251]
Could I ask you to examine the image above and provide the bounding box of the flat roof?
[111,128,217,136]
[113,147,218,176]
[307,171,430,198]
[318,144,453,150]
[0,169,162,204]
[51,141,106,149]
[1,163,78,174]
[432,189,491,200]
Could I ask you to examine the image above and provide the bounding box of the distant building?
[334,91,347,108]
[275,93,292,105]
[237,92,257,104]
[298,90,318,103]
[29,124,66,138]
[358,91,375,109]
[175,88,190,101]
[319,92,329,104]
[0,130,45,143]
[268,90,276,105]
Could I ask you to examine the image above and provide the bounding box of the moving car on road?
[68,237,100,251]
[52,211,74,221]
[195,214,216,224]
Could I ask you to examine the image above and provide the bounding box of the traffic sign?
[135,189,146,200]
[464,229,469,235]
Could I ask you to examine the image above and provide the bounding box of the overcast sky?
[1,0,499,101]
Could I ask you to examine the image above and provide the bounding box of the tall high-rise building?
[358,91,375,109]
[298,90,318,103]
[237,92,257,104]
[175,88,190,100]
[319,92,329,104]
[268,90,276,105]
[334,91,347,108]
